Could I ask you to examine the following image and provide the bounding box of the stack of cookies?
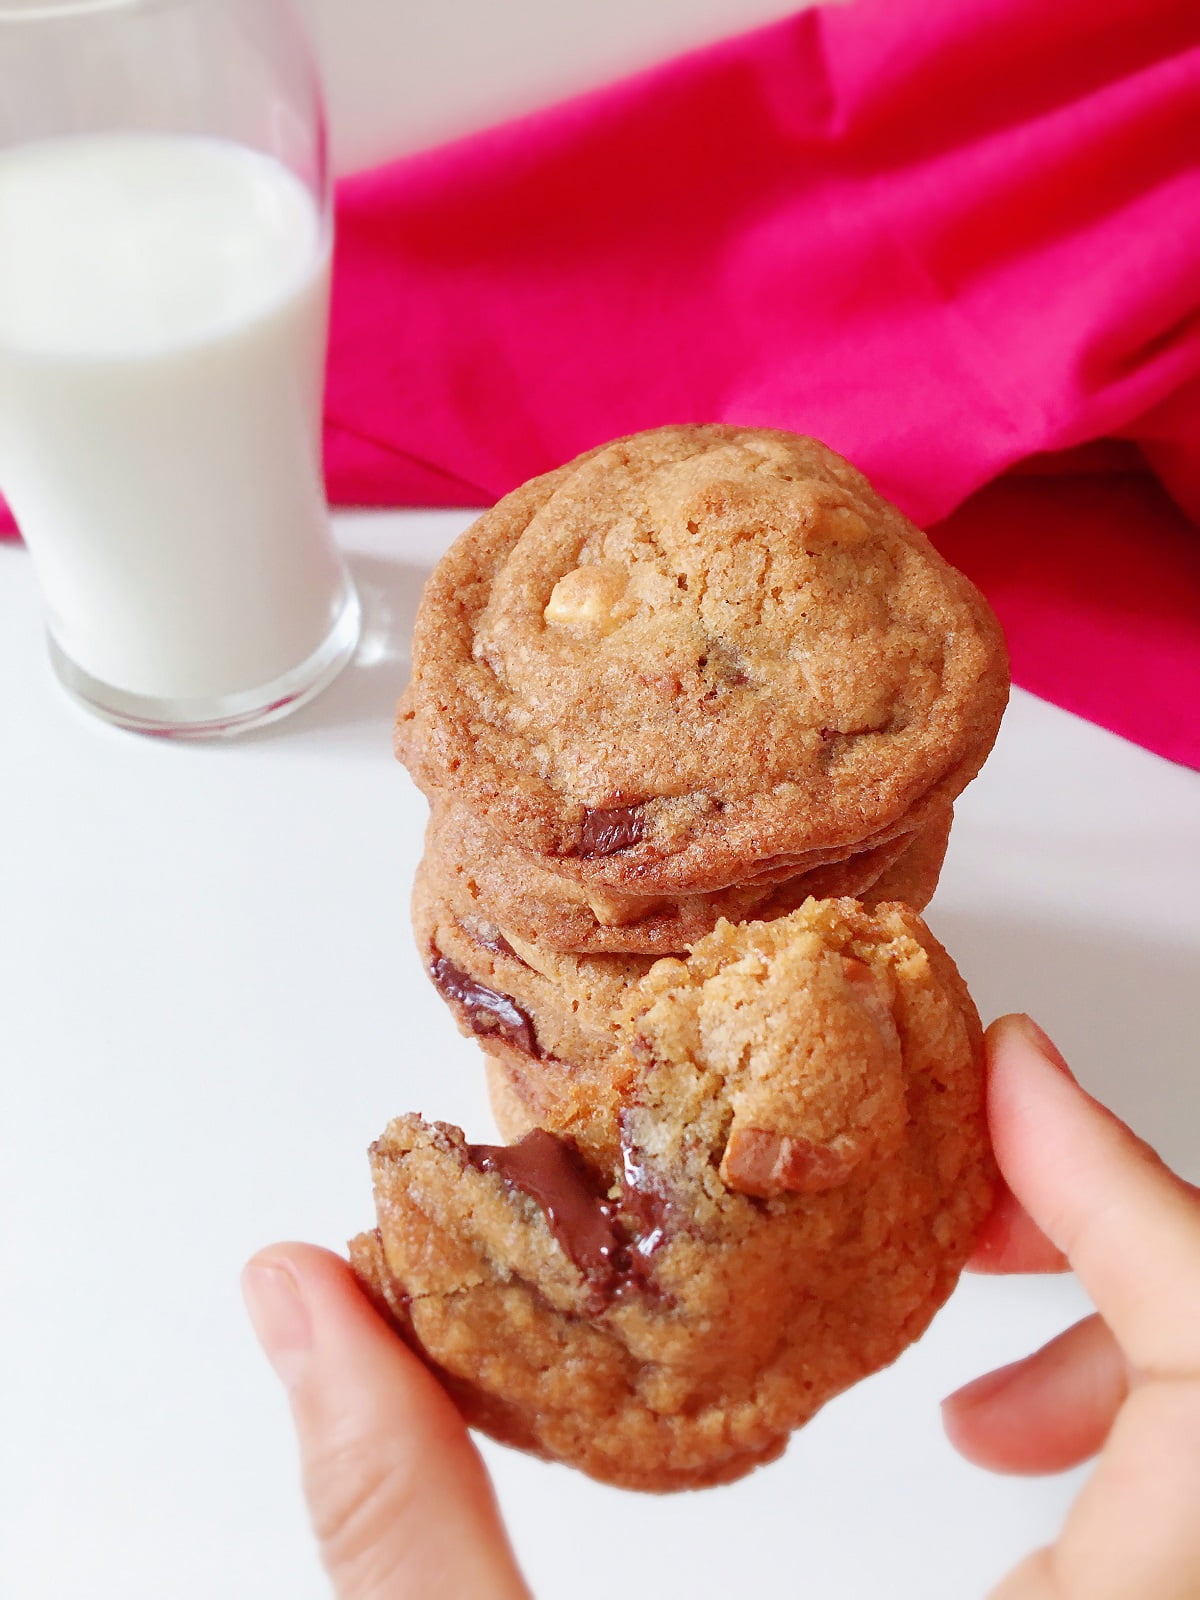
[352,425,1010,1489]
[395,425,1007,1159]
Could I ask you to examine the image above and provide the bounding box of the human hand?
[241,1243,530,1599]
[943,1013,1200,1600]
[243,1014,1200,1599]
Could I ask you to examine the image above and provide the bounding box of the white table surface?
[2,509,1198,1600]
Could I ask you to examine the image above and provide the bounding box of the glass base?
[47,580,362,739]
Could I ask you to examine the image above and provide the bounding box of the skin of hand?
[943,1014,1200,1600]
[241,1244,531,1599]
[243,1013,1200,1600]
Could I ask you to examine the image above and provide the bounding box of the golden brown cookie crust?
[397,426,1008,894]
[413,855,646,1155]
[420,796,942,955]
[867,802,952,907]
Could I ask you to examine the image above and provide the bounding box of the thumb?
[242,1243,530,1600]
[985,1014,1200,1379]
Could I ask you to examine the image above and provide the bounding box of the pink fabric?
[4,0,1198,764]
[931,449,1200,771]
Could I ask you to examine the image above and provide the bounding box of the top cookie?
[397,426,1008,894]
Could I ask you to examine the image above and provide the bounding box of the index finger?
[985,1014,1200,1380]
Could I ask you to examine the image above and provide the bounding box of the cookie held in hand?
[351,900,995,1491]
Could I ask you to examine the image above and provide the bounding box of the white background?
[292,0,809,174]
[3,508,1198,1599]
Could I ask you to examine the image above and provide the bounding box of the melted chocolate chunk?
[579,805,645,857]
[430,953,540,1057]
[469,1130,621,1281]
[619,1127,672,1259]
[468,1129,668,1305]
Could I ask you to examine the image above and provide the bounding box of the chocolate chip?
[579,805,645,857]
[429,953,540,1057]
[469,1130,622,1283]
[619,1132,672,1261]
[468,1128,669,1306]
[464,922,524,965]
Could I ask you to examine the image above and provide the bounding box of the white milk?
[0,133,352,703]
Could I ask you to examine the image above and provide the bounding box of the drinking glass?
[0,0,360,736]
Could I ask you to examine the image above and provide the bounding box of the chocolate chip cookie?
[396,426,1007,896]
[421,795,945,955]
[353,900,995,1490]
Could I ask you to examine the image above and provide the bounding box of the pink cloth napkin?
[4,0,1198,765]
[324,0,1200,768]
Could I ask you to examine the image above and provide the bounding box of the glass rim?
[0,0,281,20]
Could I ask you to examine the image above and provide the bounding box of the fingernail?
[1008,1014,1075,1080]
[242,1260,313,1390]
[942,1356,1026,1412]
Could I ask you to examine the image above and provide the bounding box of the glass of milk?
[0,0,360,736]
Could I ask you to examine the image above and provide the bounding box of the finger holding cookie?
[242,1243,531,1600]
[944,1016,1200,1600]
